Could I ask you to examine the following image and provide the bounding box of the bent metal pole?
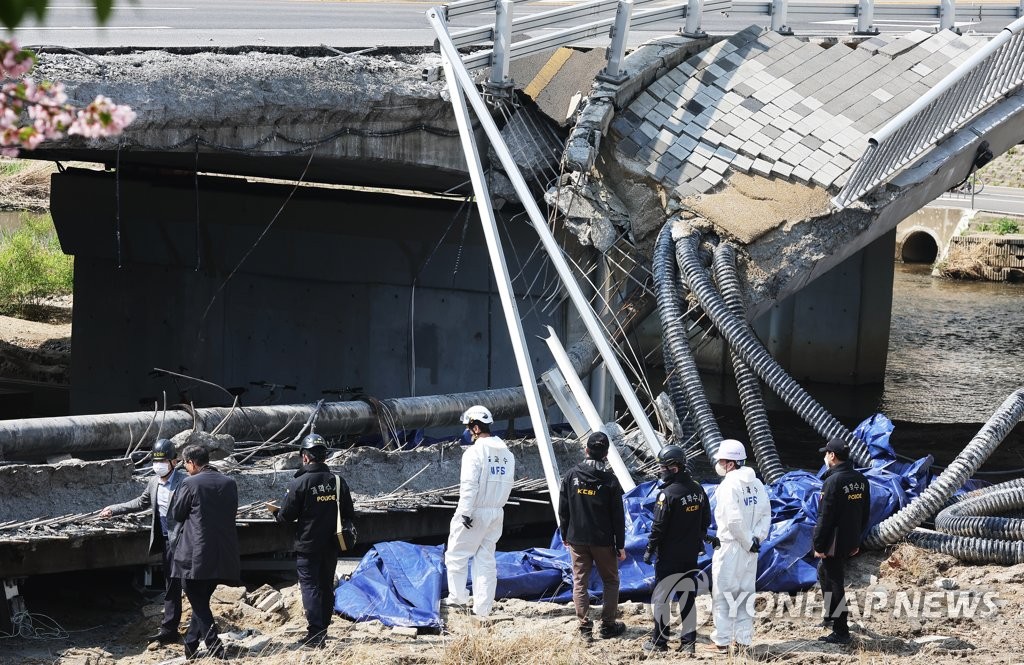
[438,38,563,517]
[427,6,663,458]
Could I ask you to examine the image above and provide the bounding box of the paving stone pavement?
[610,26,985,200]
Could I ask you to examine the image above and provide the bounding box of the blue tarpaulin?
[334,413,962,627]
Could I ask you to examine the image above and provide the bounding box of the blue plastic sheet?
[334,413,961,627]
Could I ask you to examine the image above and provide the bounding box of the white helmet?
[461,405,494,425]
[714,439,747,462]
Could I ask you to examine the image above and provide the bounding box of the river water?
[881,263,1024,424]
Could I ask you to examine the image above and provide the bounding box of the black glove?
[749,536,760,554]
[705,535,721,550]
[642,549,653,565]
[461,515,473,530]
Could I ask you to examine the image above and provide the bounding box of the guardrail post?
[599,0,633,83]
[854,0,879,35]
[489,0,514,91]
[1020,0,1024,19]
[683,0,707,38]
[940,0,957,32]
[770,0,793,34]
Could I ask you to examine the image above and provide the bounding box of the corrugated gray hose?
[712,243,786,485]
[865,387,1024,553]
[654,222,722,461]
[672,228,871,467]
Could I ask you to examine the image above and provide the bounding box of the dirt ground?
[2,543,1022,665]
[0,296,71,384]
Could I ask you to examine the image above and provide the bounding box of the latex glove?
[749,536,761,554]
[462,514,473,530]
[705,535,721,550]
[642,550,653,565]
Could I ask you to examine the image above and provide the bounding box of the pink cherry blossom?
[1,39,133,155]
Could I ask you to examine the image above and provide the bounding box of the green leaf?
[94,0,114,23]
[0,1,29,31]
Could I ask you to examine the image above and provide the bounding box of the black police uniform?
[813,460,871,637]
[277,461,355,644]
[644,469,710,648]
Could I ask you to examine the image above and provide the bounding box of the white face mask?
[715,461,728,477]
[153,462,171,478]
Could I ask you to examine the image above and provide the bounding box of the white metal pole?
[590,255,611,421]
[438,35,562,518]
[428,6,664,459]
[602,0,634,82]
[855,0,876,34]
[543,326,636,491]
[940,0,955,31]
[683,0,706,37]
[490,0,514,88]
[770,0,791,34]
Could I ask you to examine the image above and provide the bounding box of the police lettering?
[847,492,863,500]
[315,495,334,502]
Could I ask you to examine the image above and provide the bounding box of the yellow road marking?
[523,47,573,99]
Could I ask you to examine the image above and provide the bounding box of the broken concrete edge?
[563,34,718,174]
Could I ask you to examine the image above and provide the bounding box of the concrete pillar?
[752,229,896,386]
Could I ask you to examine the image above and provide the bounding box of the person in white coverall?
[444,405,516,618]
[705,439,771,655]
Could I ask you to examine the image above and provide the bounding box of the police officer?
[270,433,355,649]
[642,444,711,655]
[814,437,871,645]
[444,405,516,618]
[100,439,186,645]
[557,431,627,641]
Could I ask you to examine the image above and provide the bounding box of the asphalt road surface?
[8,0,1020,49]
[935,184,1024,215]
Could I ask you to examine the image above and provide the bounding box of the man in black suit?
[100,439,185,644]
[169,444,240,661]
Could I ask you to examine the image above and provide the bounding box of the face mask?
[659,468,675,482]
[715,461,728,477]
[153,462,171,478]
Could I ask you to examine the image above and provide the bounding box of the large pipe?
[0,279,657,462]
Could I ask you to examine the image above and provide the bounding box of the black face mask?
[659,468,676,483]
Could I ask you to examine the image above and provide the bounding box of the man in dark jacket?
[813,438,872,645]
[557,431,627,641]
[169,444,240,661]
[642,444,711,655]
[100,438,186,645]
[270,433,355,649]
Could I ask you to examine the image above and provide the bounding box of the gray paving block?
[751,157,773,177]
[714,144,738,162]
[682,122,704,140]
[761,145,784,161]
[721,133,746,152]
[820,141,843,157]
[688,150,710,168]
[800,135,824,151]
[654,101,677,120]
[706,156,730,174]
[703,128,725,145]
[749,131,772,147]
[639,121,661,139]
[733,82,758,97]
[761,124,783,140]
[771,161,794,178]
[615,135,640,160]
[711,120,736,136]
[726,153,751,172]
[673,182,700,199]
[784,142,814,164]
[791,164,815,183]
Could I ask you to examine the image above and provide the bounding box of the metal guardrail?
[833,15,1024,208]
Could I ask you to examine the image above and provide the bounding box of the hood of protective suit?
[729,466,757,485]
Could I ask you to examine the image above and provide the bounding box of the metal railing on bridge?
[834,15,1024,208]
[443,0,1024,89]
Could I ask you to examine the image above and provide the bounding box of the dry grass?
[0,161,57,211]
[936,241,991,280]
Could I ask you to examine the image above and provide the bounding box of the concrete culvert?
[901,231,939,264]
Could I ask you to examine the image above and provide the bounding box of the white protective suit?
[444,435,515,616]
[710,466,771,647]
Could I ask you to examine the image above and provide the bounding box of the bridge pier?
[751,229,896,386]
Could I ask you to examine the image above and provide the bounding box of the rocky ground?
[1,543,1022,665]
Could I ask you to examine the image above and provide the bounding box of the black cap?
[586,431,610,457]
[818,437,848,454]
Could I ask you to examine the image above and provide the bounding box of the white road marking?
[13,26,174,30]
